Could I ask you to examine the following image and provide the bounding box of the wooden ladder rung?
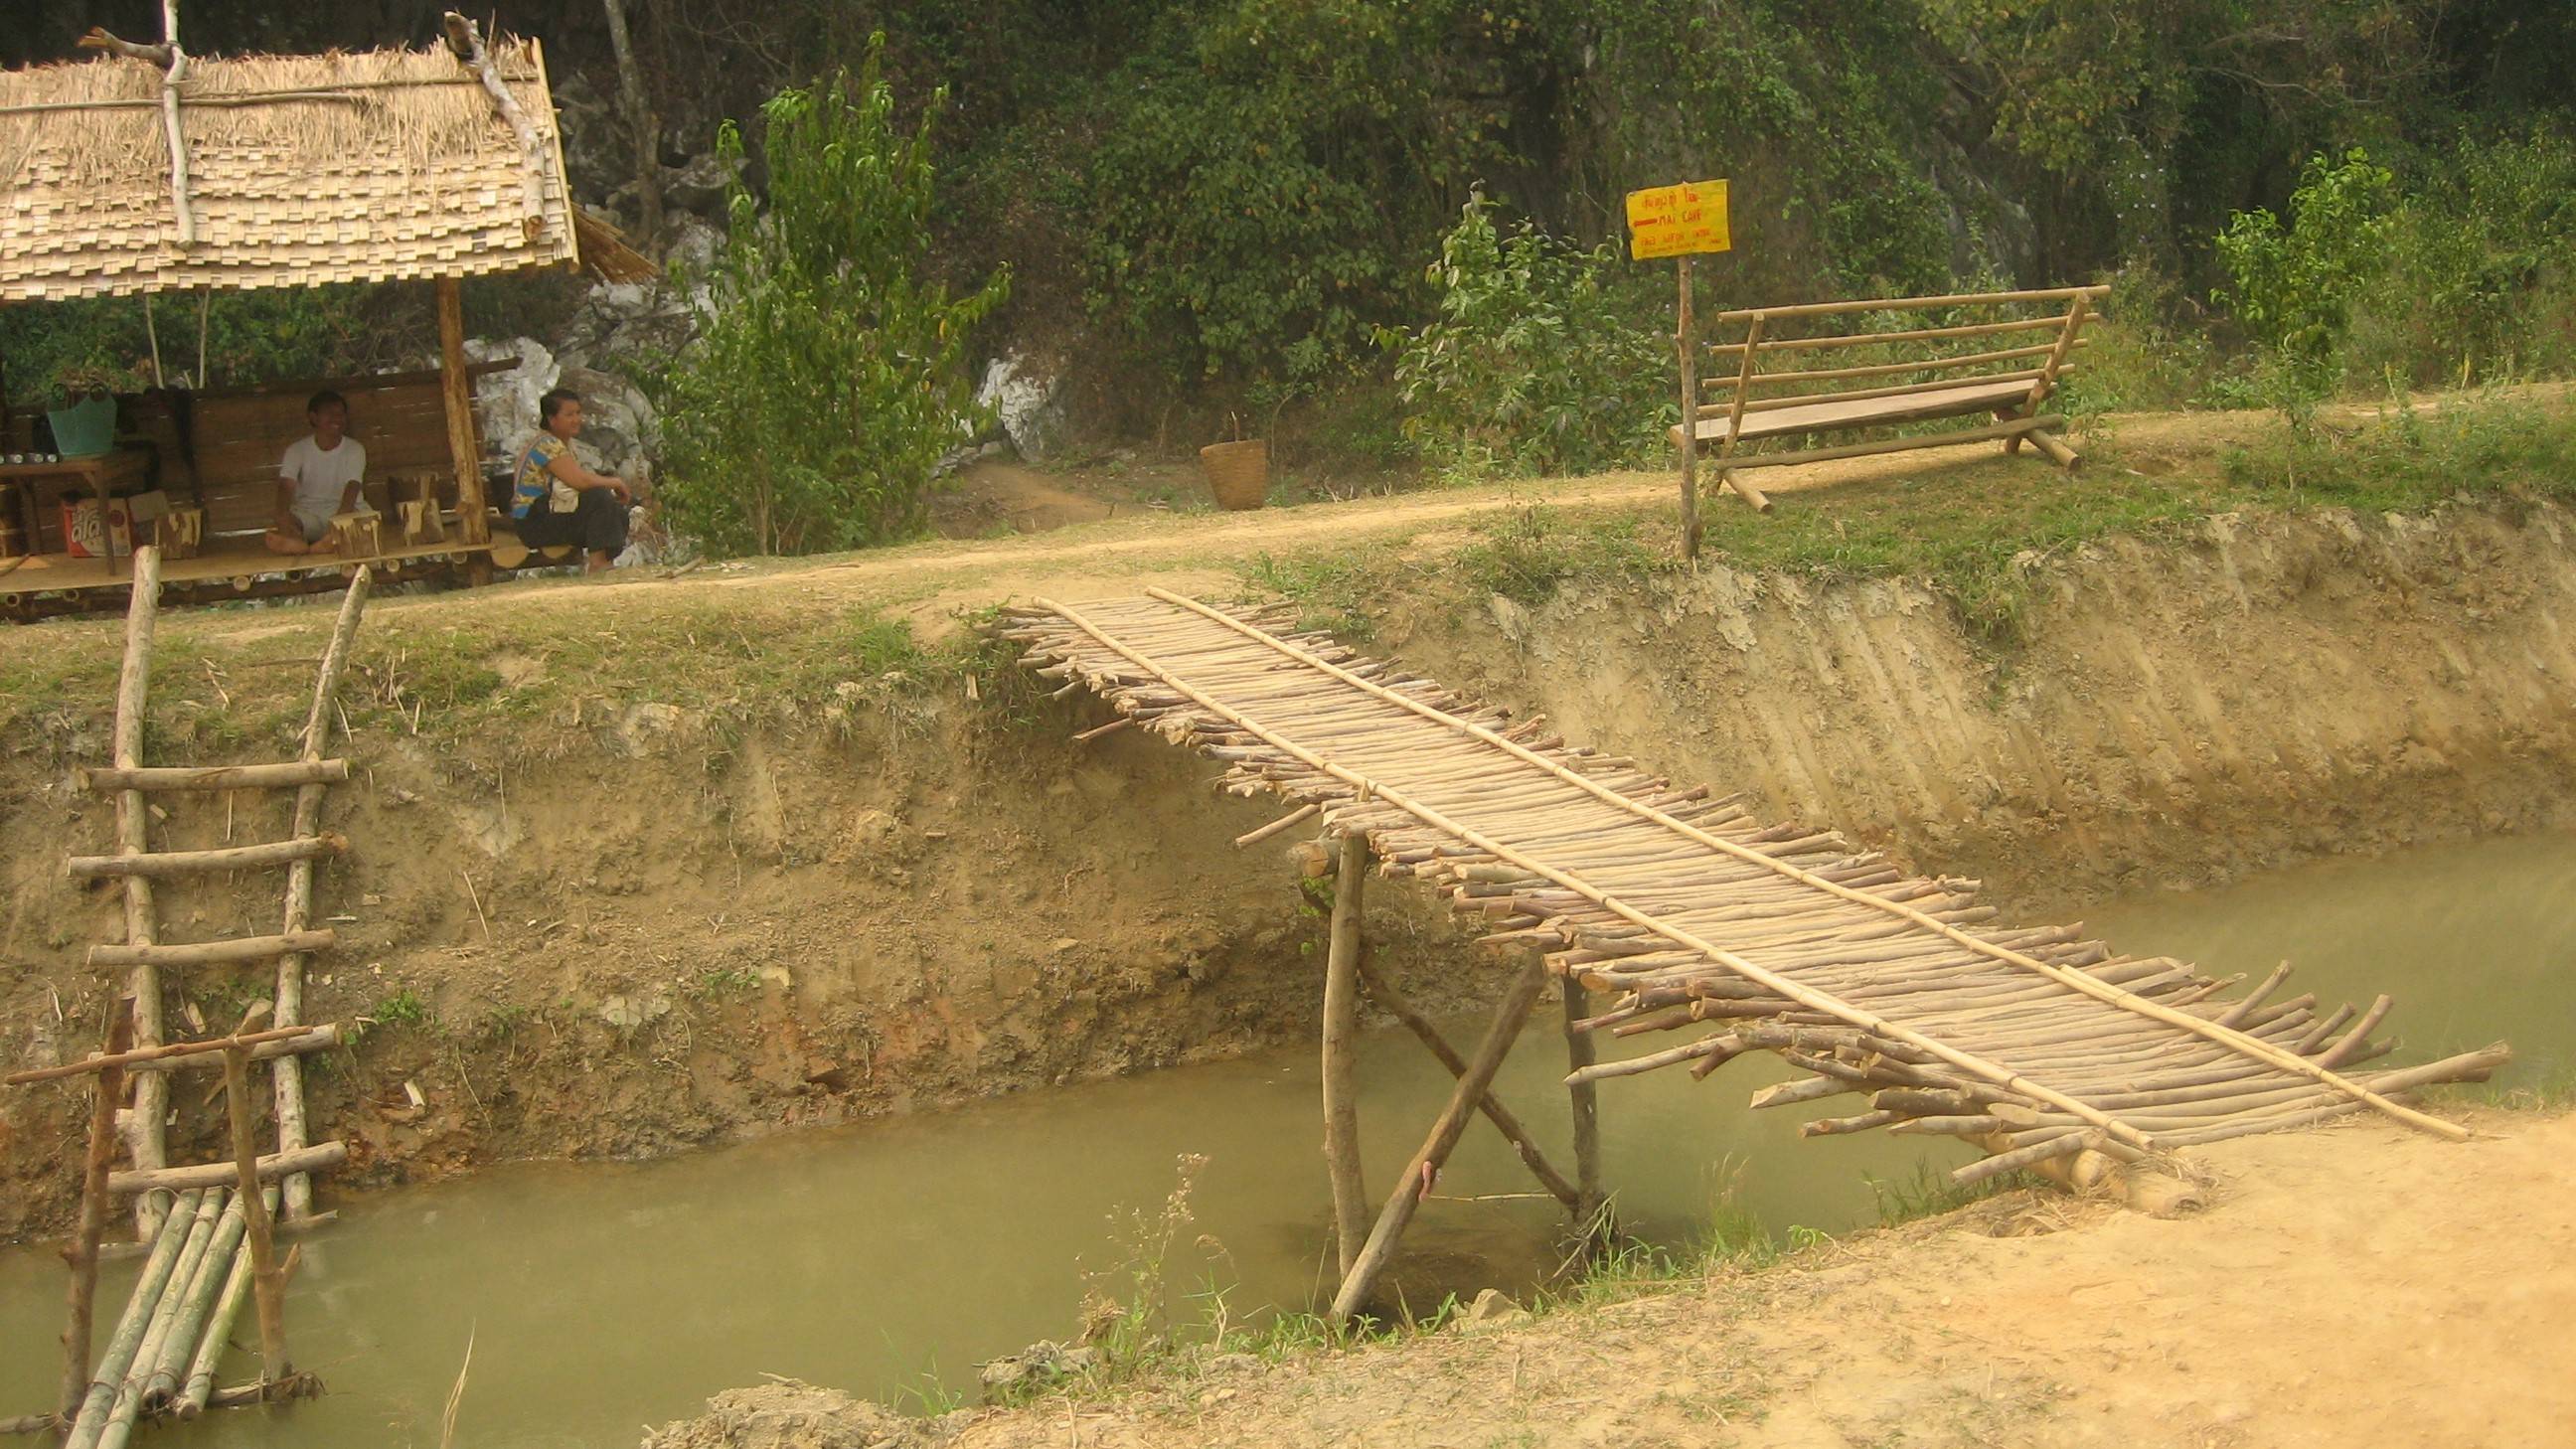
[66,833,348,881]
[77,760,351,793]
[87,929,336,970]
[108,1142,347,1196]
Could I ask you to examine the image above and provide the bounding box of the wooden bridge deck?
[999,589,2506,1193]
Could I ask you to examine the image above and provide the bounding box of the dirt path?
[922,1109,2570,1449]
[48,407,2244,651]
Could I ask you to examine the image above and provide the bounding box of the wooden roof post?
[436,278,490,545]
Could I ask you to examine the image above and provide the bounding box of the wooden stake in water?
[61,1000,134,1423]
[1319,832,1369,1279]
[221,1006,288,1382]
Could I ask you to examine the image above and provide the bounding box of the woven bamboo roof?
[0,40,578,301]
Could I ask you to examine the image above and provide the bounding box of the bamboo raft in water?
[992,590,2507,1198]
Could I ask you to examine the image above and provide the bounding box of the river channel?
[4,831,2568,1447]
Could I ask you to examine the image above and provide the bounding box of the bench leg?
[1995,405,2028,456]
[1718,468,1773,514]
[2027,428,2080,470]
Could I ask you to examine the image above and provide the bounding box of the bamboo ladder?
[1,547,373,1434]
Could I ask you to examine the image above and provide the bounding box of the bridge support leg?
[1320,832,1369,1281]
[1561,974,1605,1233]
[1329,957,1549,1325]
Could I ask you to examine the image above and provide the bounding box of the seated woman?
[511,388,631,574]
[264,390,368,555]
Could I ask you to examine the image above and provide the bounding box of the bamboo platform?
[994,589,2507,1315]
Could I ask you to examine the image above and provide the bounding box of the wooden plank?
[1710,314,2063,354]
[1718,415,2064,473]
[1736,368,2052,415]
[1672,378,2038,447]
[1740,339,2082,389]
[1716,283,2108,323]
[0,532,494,597]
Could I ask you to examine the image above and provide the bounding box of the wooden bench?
[1676,285,2107,514]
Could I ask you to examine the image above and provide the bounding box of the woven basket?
[1200,438,1269,512]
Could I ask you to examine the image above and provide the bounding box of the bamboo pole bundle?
[139,1190,251,1413]
[174,1187,277,1420]
[63,1189,203,1449]
[96,1189,229,1449]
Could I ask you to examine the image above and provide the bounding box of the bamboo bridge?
[994,588,2509,1320]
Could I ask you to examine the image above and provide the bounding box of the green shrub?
[654,43,1008,557]
[2349,128,2576,387]
[2212,148,2398,412]
[1385,197,1673,479]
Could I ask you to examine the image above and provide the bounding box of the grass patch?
[1229,389,2576,651]
[1453,508,1677,606]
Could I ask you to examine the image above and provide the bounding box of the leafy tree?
[1387,197,1674,479]
[655,43,1007,556]
[2214,147,2397,408]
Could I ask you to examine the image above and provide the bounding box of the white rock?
[974,355,1065,460]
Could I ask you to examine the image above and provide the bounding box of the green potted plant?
[46,359,137,458]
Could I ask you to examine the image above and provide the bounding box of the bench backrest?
[1696,285,2108,447]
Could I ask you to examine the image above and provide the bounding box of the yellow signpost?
[1624,179,1731,260]
[1626,179,1732,558]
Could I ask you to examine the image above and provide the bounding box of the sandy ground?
[909,1108,2571,1449]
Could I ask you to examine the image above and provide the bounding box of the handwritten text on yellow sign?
[1625,179,1731,259]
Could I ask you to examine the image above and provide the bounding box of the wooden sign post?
[1626,179,1731,559]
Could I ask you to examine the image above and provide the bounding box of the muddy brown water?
[4,833,2569,1447]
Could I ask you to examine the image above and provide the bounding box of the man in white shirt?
[265,391,368,555]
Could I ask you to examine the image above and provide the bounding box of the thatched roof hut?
[0,38,578,300]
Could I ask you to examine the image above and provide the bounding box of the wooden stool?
[157,507,205,561]
[398,499,446,545]
[328,512,384,558]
